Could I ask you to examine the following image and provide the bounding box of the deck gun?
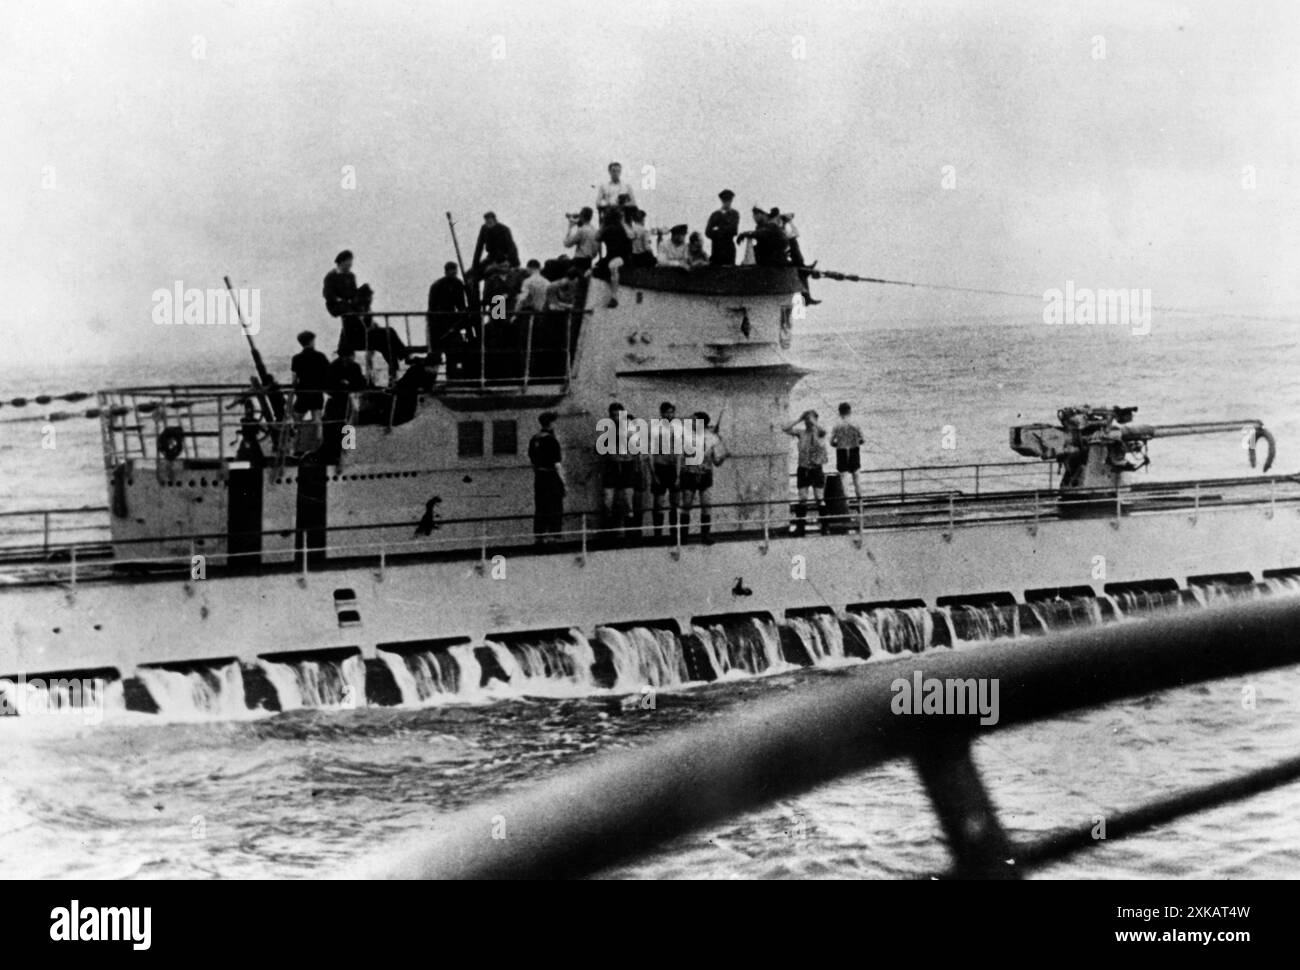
[1010,405,1277,491]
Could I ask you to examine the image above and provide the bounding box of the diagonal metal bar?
[1006,753,1300,874]
[915,737,1019,879]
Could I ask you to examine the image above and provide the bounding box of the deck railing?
[98,313,588,470]
[344,593,1300,879]
[3,472,1298,586]
[0,506,112,558]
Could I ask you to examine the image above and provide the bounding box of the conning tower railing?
[366,306,588,392]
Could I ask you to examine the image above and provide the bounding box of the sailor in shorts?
[831,401,865,502]
[651,401,682,540]
[784,409,829,535]
[679,411,728,543]
[601,403,638,535]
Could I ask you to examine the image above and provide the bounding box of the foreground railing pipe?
[343,595,1300,880]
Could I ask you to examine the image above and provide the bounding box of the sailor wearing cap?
[706,189,740,266]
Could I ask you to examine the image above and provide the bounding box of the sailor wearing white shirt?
[595,161,637,215]
[657,224,691,269]
[515,260,549,313]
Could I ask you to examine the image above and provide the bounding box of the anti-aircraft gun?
[1010,405,1276,493]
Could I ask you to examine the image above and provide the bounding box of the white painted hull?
[4,498,1298,680]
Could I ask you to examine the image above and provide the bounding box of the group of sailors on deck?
[527,401,730,548]
[465,162,817,312]
[309,162,818,399]
[526,398,866,546]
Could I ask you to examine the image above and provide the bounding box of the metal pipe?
[344,594,1300,880]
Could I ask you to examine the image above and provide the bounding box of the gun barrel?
[1141,420,1263,439]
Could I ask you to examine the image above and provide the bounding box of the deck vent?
[847,599,927,613]
[1024,586,1097,603]
[935,591,1017,608]
[1186,572,1255,588]
[1103,578,1180,596]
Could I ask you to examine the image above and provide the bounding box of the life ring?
[157,426,185,461]
[1249,426,1277,473]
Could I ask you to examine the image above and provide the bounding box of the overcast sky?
[3,0,1298,368]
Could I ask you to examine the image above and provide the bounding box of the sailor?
[650,400,683,540]
[831,401,865,502]
[737,208,788,266]
[777,210,819,305]
[597,207,632,308]
[657,225,691,269]
[471,212,520,274]
[705,189,740,265]
[679,411,728,543]
[323,250,367,355]
[355,284,408,384]
[528,411,566,546]
[601,402,636,535]
[538,265,581,379]
[687,231,710,268]
[290,330,330,457]
[595,161,637,217]
[318,347,365,464]
[627,208,657,267]
[427,262,469,378]
[516,259,549,314]
[480,264,528,382]
[564,207,601,275]
[784,409,829,535]
[629,416,652,536]
[545,267,580,310]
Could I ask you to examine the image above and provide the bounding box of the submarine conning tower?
[98,265,810,565]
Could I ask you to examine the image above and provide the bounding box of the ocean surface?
[3,315,1300,879]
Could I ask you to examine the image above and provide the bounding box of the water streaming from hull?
[596,626,692,689]
[258,654,367,711]
[785,613,851,664]
[136,662,249,718]
[34,574,1299,720]
[692,616,788,679]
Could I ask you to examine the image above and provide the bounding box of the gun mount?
[1011,405,1277,491]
